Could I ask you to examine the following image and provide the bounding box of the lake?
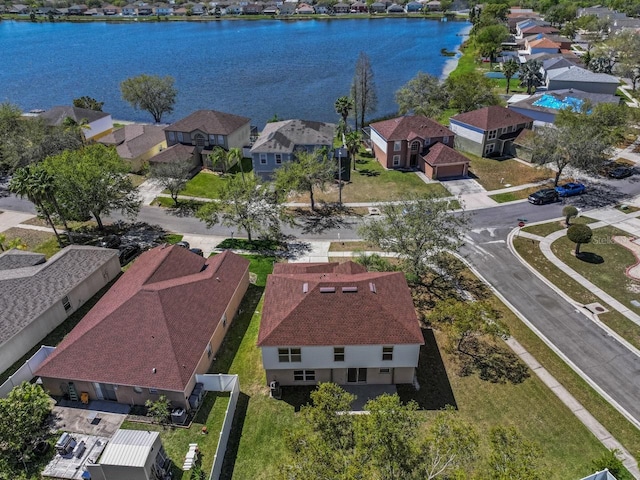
[0,18,470,126]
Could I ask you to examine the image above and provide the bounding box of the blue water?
[0,19,469,126]
[532,94,584,112]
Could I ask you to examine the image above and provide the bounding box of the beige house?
[0,247,120,375]
[36,246,249,410]
[98,124,167,173]
[86,429,169,480]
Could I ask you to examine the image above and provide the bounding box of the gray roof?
[0,246,118,347]
[99,124,166,159]
[39,106,110,126]
[542,57,580,71]
[509,89,620,114]
[166,110,250,135]
[98,429,160,467]
[251,119,336,154]
[547,66,619,84]
[148,143,195,164]
[0,249,46,271]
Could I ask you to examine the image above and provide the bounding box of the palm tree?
[334,96,354,130]
[9,167,64,247]
[502,59,519,94]
[209,146,231,175]
[62,116,90,144]
[345,130,362,171]
[31,166,74,244]
[228,147,245,183]
[519,60,544,95]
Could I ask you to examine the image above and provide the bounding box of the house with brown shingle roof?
[153,109,251,170]
[368,115,467,178]
[257,262,424,386]
[35,246,250,410]
[449,106,534,157]
[98,124,167,172]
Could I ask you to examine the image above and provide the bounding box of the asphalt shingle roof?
[370,115,453,142]
[39,106,110,126]
[250,119,336,154]
[257,262,424,347]
[0,249,45,271]
[423,142,470,166]
[0,246,117,347]
[35,246,249,392]
[165,110,250,135]
[546,66,620,84]
[99,124,166,159]
[450,106,534,132]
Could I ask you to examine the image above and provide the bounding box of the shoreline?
[440,23,472,80]
[1,13,468,24]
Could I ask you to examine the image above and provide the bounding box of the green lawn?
[490,185,552,203]
[172,158,253,200]
[513,238,640,460]
[522,217,596,237]
[292,154,449,204]
[552,226,640,320]
[195,253,631,479]
[121,392,230,480]
[467,154,553,191]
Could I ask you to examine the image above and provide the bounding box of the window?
[294,370,315,381]
[149,388,158,394]
[393,155,400,166]
[410,141,420,152]
[382,346,394,361]
[442,136,449,144]
[487,130,497,140]
[278,348,301,362]
[334,347,345,362]
[206,342,212,358]
[484,144,495,155]
[217,135,224,145]
[177,132,184,143]
[195,134,205,146]
[168,131,176,142]
[62,295,71,312]
[393,141,401,151]
[260,154,267,165]
[379,368,391,374]
[209,134,216,145]
[275,154,282,164]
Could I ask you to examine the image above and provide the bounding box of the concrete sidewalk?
[0,210,35,233]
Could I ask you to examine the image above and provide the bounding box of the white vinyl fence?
[195,374,240,480]
[0,346,55,397]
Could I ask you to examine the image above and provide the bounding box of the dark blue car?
[555,182,586,197]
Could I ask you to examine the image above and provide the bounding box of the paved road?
[462,227,640,427]
[2,175,640,425]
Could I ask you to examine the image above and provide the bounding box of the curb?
[506,228,640,432]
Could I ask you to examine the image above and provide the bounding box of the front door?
[94,382,118,401]
[347,368,367,383]
[409,154,418,167]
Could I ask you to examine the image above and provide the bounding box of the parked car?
[528,188,559,205]
[176,241,190,249]
[555,182,586,197]
[98,235,121,249]
[609,166,634,179]
[118,243,141,266]
[189,248,204,257]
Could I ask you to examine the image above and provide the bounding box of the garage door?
[436,164,466,179]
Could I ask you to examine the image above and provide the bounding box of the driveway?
[440,178,487,196]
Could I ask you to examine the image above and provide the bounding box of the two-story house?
[449,106,534,157]
[257,262,425,387]
[368,115,469,178]
[150,109,251,169]
[250,119,336,177]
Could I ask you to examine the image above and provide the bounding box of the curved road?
[2,176,640,426]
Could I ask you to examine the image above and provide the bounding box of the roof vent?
[152,368,157,374]
[342,286,358,293]
[369,282,377,293]
[319,287,336,293]
[303,282,309,293]
[216,277,221,282]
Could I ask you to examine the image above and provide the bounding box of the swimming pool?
[532,94,584,111]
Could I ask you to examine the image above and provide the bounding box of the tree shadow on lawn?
[576,251,604,264]
[219,392,250,480]
[279,386,317,412]
[163,200,203,218]
[293,204,360,235]
[357,168,380,177]
[397,328,457,410]
[455,337,530,385]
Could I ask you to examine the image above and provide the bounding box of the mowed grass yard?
[292,154,448,204]
[202,255,622,479]
[467,154,553,191]
[172,158,253,199]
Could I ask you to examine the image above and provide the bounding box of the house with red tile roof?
[35,246,249,410]
[257,262,424,386]
[368,115,467,178]
[449,106,534,157]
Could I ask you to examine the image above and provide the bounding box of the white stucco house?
[257,262,425,386]
[0,247,120,374]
